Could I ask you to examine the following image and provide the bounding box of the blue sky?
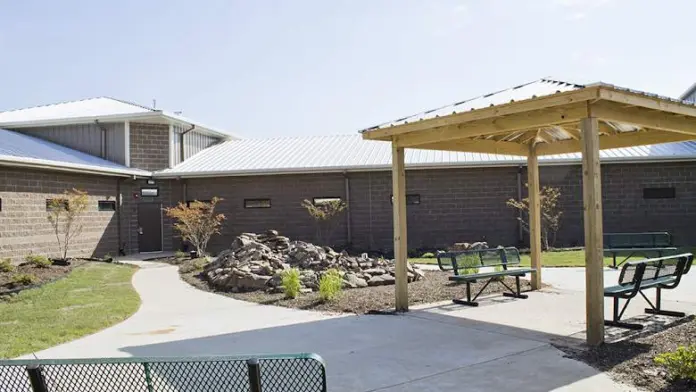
[0,0,694,138]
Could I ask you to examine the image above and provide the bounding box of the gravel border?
[179,268,532,314]
[559,317,696,392]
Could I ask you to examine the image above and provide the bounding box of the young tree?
[47,189,89,261]
[507,185,563,250]
[164,197,226,257]
[301,198,347,245]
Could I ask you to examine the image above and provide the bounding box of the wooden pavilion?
[360,79,696,346]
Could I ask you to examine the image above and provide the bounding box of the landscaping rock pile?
[448,241,489,251]
[203,230,425,293]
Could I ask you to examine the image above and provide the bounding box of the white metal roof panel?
[155,134,696,178]
[0,97,237,139]
[0,128,150,177]
[0,97,151,124]
[364,79,583,131]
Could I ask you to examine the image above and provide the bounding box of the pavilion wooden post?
[581,117,605,346]
[527,143,542,290]
[392,141,409,311]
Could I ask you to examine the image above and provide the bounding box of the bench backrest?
[604,232,672,249]
[617,253,693,287]
[437,247,521,274]
[0,354,327,392]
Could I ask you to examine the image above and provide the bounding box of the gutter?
[151,155,696,179]
[0,159,150,178]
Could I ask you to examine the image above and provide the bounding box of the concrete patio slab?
[22,257,673,391]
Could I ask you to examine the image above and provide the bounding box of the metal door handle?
[138,227,144,235]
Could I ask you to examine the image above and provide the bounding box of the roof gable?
[0,97,153,125]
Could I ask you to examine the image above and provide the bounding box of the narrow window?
[0,198,2,211]
[390,194,421,205]
[141,187,159,197]
[244,199,271,209]
[98,200,116,211]
[186,200,212,207]
[313,197,342,205]
[643,187,675,199]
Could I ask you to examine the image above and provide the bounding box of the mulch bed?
[0,259,89,296]
[561,318,696,392]
[180,269,532,314]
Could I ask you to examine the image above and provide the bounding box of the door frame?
[138,202,163,253]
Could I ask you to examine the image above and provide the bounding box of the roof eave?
[152,154,696,179]
[0,157,151,178]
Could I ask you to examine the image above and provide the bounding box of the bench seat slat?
[604,275,677,295]
[448,268,535,282]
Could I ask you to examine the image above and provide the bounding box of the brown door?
[138,203,162,252]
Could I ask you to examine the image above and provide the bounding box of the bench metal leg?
[643,288,686,318]
[501,276,528,299]
[604,296,643,330]
[453,281,479,307]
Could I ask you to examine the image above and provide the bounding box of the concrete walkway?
[28,257,649,391]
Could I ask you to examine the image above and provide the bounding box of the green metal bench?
[0,354,327,392]
[604,253,693,330]
[437,247,534,306]
[603,232,677,269]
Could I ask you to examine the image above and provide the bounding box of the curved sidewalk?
[29,257,635,392]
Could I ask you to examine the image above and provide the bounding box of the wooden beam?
[391,141,408,311]
[591,100,696,135]
[581,117,605,347]
[536,129,554,144]
[527,144,542,290]
[536,129,696,156]
[561,126,581,140]
[362,87,601,140]
[414,138,529,156]
[394,103,590,148]
[598,86,696,119]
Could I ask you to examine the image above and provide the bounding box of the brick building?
[2,80,696,261]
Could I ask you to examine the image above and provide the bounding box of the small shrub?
[179,258,208,274]
[0,258,15,273]
[25,255,52,268]
[458,255,480,275]
[421,252,435,258]
[103,253,113,262]
[281,268,301,299]
[654,344,696,381]
[174,250,188,260]
[319,269,343,302]
[12,273,38,286]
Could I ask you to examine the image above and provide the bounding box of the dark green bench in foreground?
[604,253,693,330]
[0,354,327,392]
[604,232,677,269]
[437,247,535,306]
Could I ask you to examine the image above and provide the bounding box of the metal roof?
[155,134,696,178]
[0,128,150,177]
[362,78,584,131]
[0,97,238,139]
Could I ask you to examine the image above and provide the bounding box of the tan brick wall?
[0,168,121,262]
[130,122,170,171]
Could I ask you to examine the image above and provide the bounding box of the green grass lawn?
[410,249,671,267]
[0,262,140,358]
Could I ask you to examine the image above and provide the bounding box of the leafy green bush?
[654,344,696,381]
[319,269,343,302]
[179,258,208,274]
[420,252,435,258]
[174,250,189,259]
[25,255,52,268]
[0,258,15,273]
[12,273,38,286]
[281,268,301,299]
[457,255,480,274]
